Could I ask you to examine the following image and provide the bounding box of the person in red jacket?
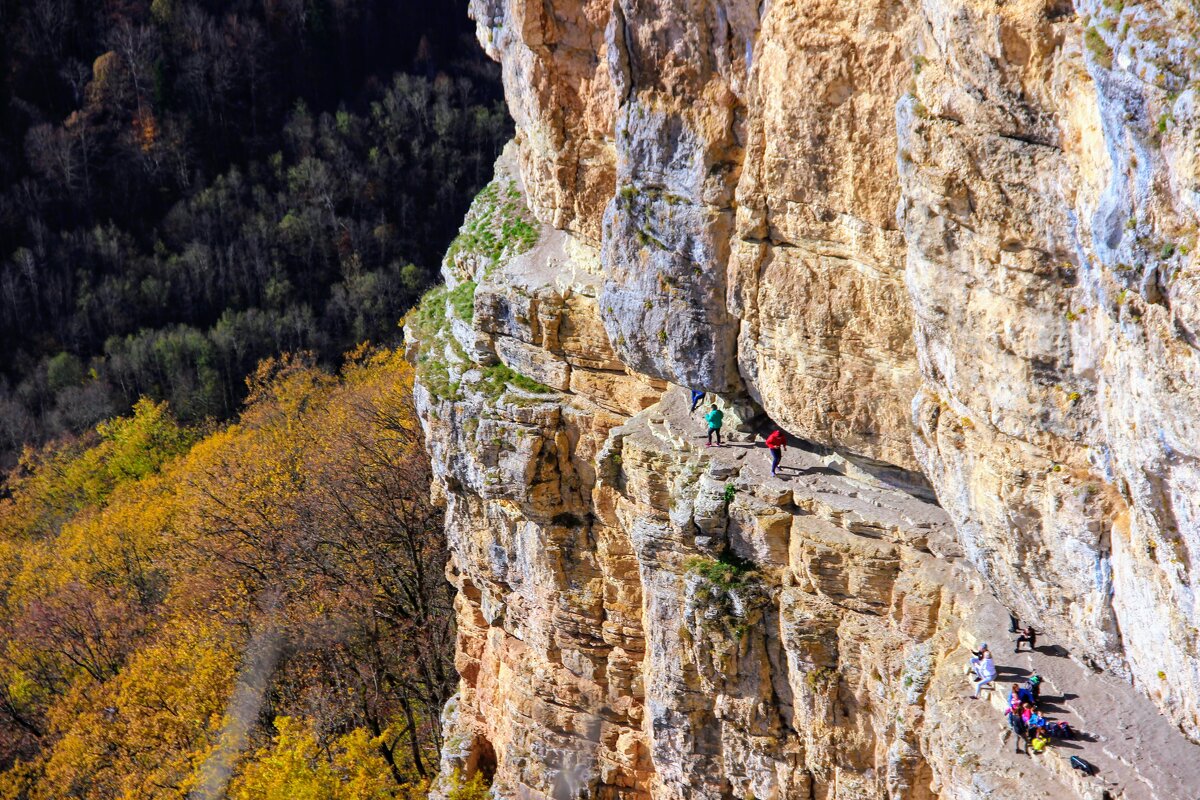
[765,429,787,476]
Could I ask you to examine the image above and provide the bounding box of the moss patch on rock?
[445,180,539,279]
[685,552,767,639]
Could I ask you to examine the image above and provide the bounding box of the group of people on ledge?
[688,391,1089,767]
[690,390,787,477]
[966,631,1073,756]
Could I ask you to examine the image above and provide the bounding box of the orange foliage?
[132,111,158,153]
[0,349,450,798]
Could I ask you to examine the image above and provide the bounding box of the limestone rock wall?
[901,0,1200,723]
[413,0,1200,796]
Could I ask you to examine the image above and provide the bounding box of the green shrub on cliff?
[478,363,553,398]
[685,552,766,639]
[686,552,756,590]
[406,286,462,401]
[1085,27,1114,68]
[407,286,449,340]
[448,281,478,322]
[445,179,539,279]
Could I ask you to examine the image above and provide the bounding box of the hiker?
[1048,720,1073,740]
[1014,625,1037,653]
[765,429,787,477]
[1006,703,1028,753]
[1009,613,1021,633]
[966,643,989,675]
[1029,727,1050,754]
[971,654,997,698]
[1005,683,1029,753]
[1026,673,1043,703]
[1023,707,1047,732]
[690,389,705,414]
[705,404,724,447]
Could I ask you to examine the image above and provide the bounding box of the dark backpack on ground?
[1048,721,1072,740]
[1070,755,1095,775]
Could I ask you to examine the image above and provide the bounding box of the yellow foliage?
[445,769,489,800]
[0,759,40,800]
[336,727,427,800]
[0,398,193,540]
[37,620,239,800]
[231,716,421,800]
[133,112,159,152]
[232,717,341,800]
[0,349,442,798]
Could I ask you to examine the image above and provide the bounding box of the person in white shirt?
[966,642,989,675]
[971,655,997,698]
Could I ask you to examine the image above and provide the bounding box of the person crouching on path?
[705,404,724,447]
[966,643,989,676]
[1014,625,1037,653]
[765,429,787,476]
[971,653,997,698]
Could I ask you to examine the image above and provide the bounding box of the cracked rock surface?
[413,1,1200,795]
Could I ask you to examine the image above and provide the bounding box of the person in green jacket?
[705,404,724,447]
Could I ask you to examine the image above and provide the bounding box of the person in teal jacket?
[705,404,724,447]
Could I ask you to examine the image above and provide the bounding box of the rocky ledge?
[410,146,1200,798]
[412,0,1200,796]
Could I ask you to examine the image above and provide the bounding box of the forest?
[0,0,506,795]
[0,0,511,465]
[0,348,474,798]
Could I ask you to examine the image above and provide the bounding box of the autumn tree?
[0,350,454,798]
[179,351,454,786]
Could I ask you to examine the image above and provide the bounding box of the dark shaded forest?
[0,0,511,464]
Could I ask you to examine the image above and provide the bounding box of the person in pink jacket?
[765,429,787,476]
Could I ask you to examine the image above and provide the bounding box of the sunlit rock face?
[415,0,1200,796]
[900,0,1200,731]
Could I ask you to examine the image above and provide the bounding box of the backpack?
[1069,755,1095,775]
[1049,721,1073,740]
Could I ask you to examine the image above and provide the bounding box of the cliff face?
[413,0,1200,797]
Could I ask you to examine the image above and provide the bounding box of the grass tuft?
[478,362,553,398]
[445,180,539,278]
[1085,27,1113,69]
[448,280,477,321]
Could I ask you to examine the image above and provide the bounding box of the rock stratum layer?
[411,1,1200,797]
